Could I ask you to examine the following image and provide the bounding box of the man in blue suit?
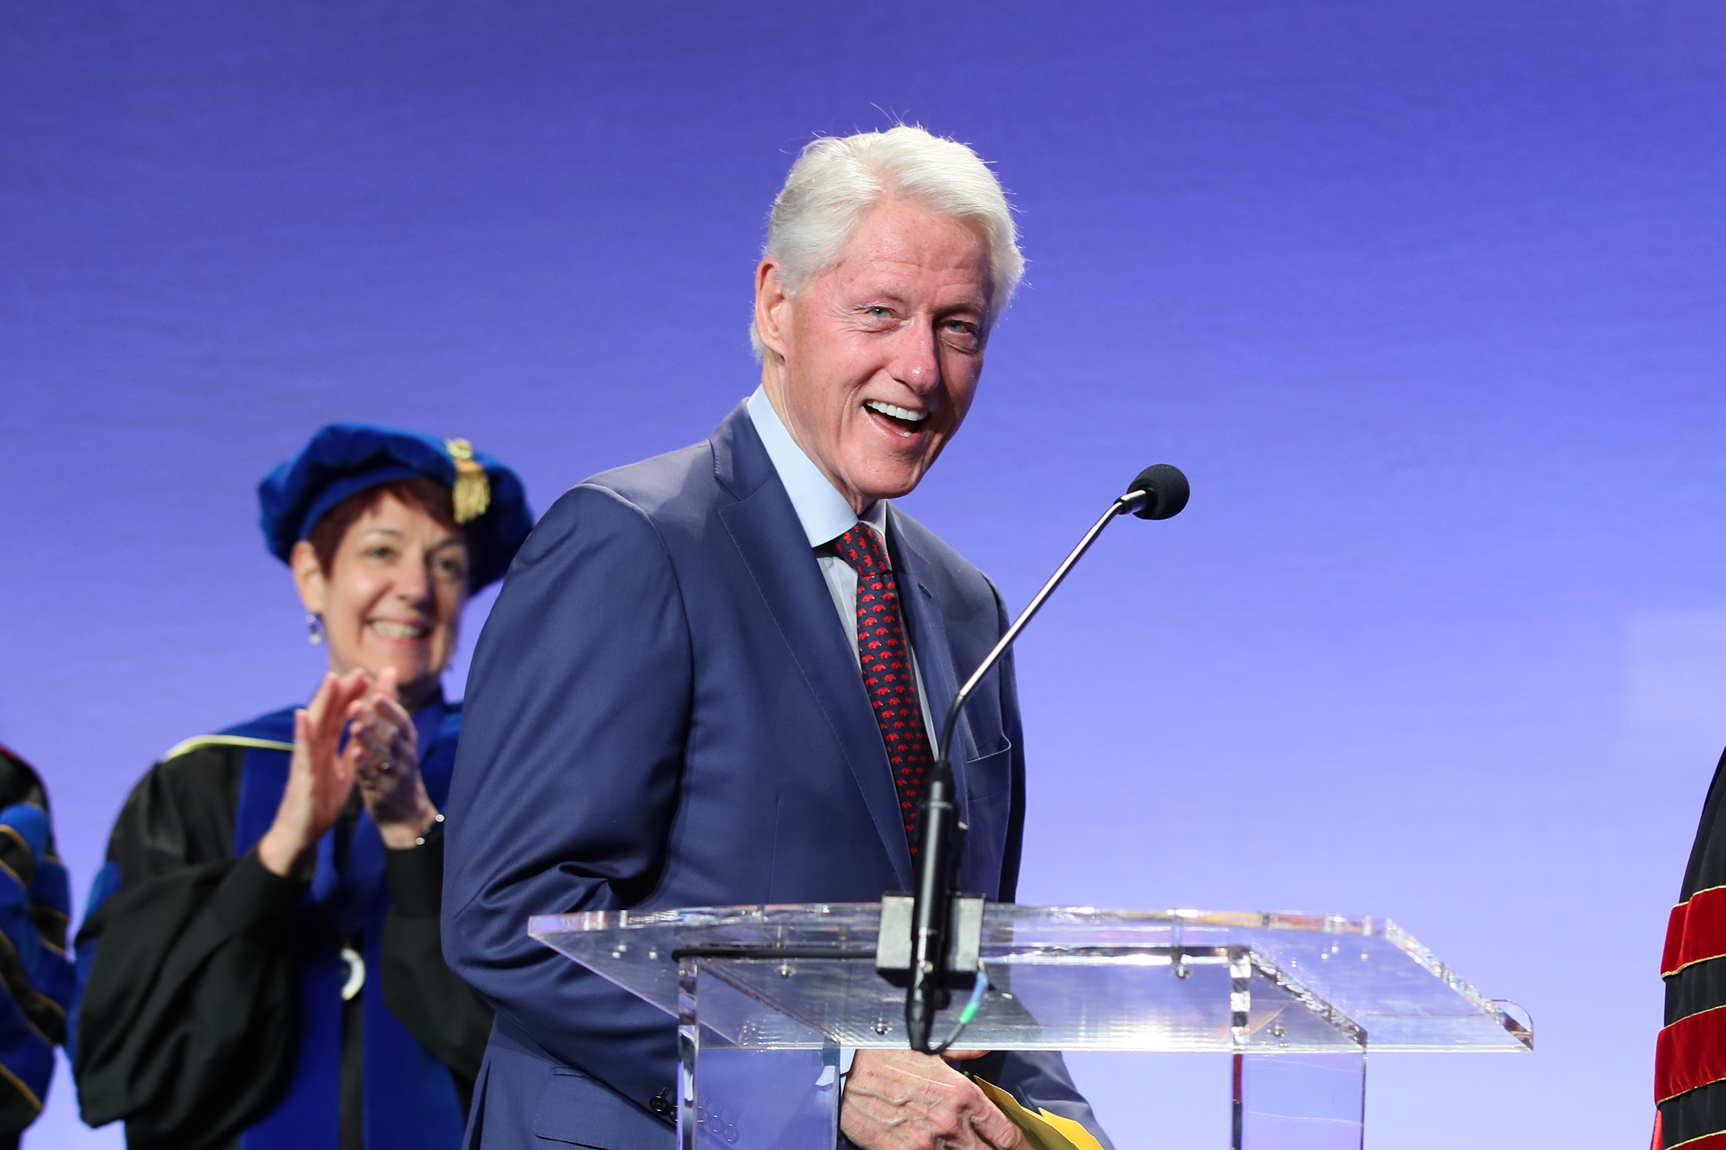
[444,126,1111,1150]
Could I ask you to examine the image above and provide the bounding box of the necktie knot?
[835,523,890,577]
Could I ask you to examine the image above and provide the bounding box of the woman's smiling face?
[292,488,469,700]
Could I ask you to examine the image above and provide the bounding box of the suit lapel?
[887,507,973,829]
[712,408,915,889]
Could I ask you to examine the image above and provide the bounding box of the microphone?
[884,464,1190,1053]
[1123,463,1190,521]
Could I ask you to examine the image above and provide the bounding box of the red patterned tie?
[835,523,933,858]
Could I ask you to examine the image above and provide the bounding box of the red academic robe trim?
[1659,1005,1726,1103]
[1667,887,1726,978]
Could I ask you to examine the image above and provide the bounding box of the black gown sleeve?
[73,746,307,1150]
[379,818,493,1085]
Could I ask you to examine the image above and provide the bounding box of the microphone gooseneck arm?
[904,466,1187,1053]
[934,491,1143,763]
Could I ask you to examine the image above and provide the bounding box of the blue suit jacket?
[444,404,1106,1149]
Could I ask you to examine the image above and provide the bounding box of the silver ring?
[377,754,392,772]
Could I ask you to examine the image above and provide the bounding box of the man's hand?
[840,1049,1022,1150]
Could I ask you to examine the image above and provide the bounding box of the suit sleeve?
[72,753,305,1150]
[978,584,1116,1150]
[443,483,693,1114]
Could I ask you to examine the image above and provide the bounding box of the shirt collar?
[747,386,887,547]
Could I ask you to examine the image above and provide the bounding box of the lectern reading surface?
[530,904,1530,1149]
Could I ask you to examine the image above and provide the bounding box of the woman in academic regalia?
[0,742,74,1150]
[71,425,533,1150]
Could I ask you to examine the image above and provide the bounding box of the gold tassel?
[444,438,491,524]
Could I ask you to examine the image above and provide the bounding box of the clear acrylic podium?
[530,904,1531,1149]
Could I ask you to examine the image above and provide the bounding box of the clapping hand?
[258,669,369,877]
[346,666,440,848]
[257,667,443,876]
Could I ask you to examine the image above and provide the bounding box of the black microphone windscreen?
[1127,464,1190,520]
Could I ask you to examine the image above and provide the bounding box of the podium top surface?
[528,904,1531,1054]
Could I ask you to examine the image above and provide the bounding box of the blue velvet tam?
[258,423,533,590]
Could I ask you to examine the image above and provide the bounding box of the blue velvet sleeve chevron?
[0,803,76,1139]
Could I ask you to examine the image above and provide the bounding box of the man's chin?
[854,473,926,505]
[842,449,939,500]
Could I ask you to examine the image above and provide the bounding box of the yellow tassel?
[444,438,491,524]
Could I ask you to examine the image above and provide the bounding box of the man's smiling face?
[756,198,993,513]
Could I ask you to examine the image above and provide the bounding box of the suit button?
[649,1093,674,1118]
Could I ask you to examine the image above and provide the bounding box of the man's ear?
[290,540,328,615]
[754,259,793,361]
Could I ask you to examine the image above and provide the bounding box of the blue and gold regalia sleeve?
[0,744,74,1147]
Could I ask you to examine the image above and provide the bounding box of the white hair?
[750,125,1024,360]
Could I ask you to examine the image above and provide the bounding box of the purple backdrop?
[4,2,1725,1145]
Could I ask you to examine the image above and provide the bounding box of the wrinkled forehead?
[826,204,995,305]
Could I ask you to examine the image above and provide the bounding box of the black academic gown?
[1657,745,1726,1147]
[71,697,491,1150]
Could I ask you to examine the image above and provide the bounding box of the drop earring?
[307,613,323,646]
